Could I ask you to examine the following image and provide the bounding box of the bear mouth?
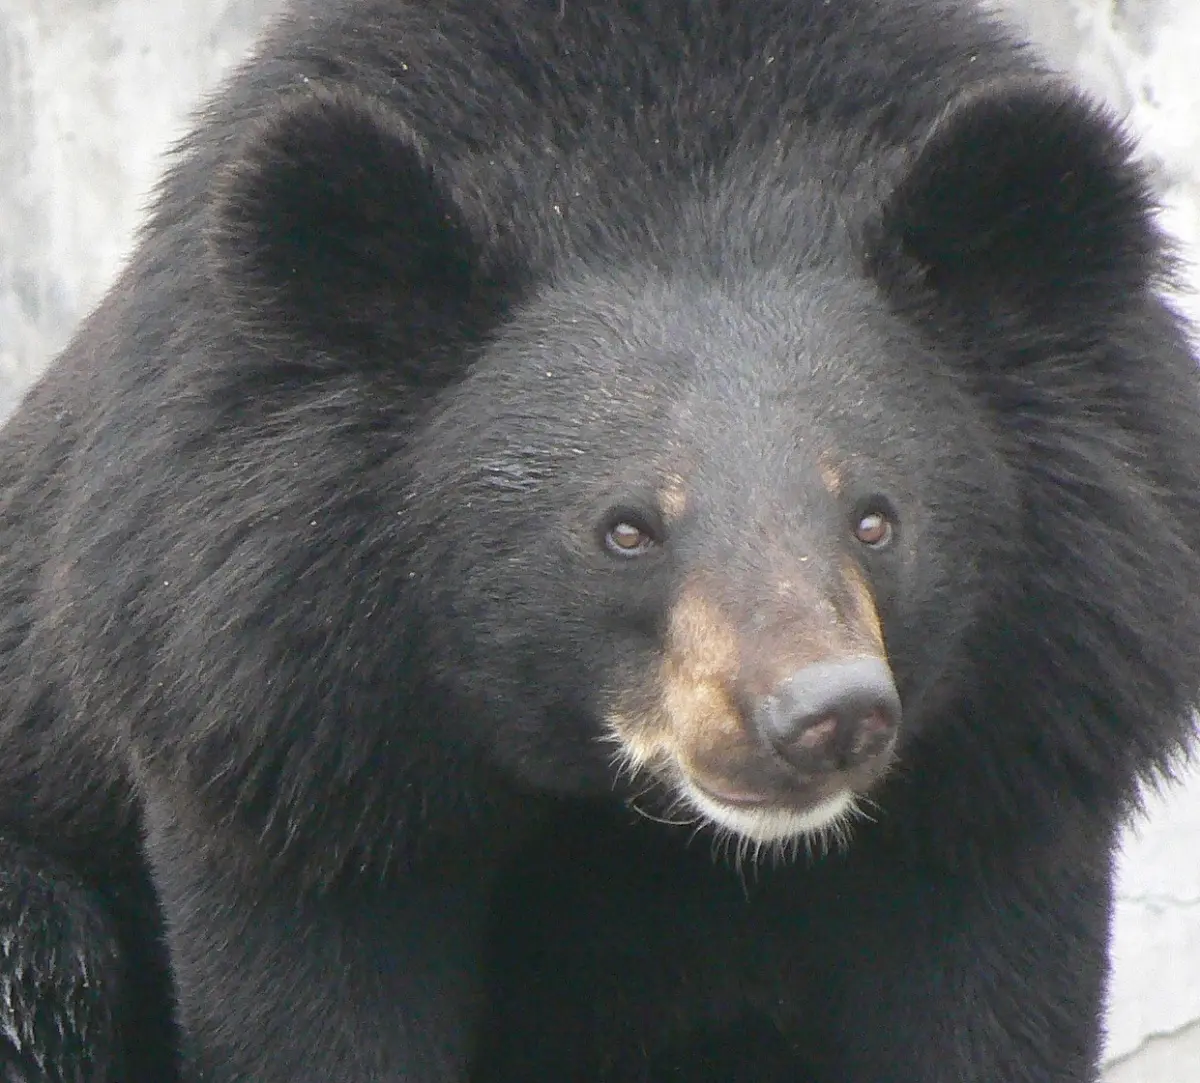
[678,772,865,849]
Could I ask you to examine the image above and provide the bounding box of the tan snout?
[605,565,898,843]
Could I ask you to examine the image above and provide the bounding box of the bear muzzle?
[606,580,899,846]
[677,655,900,843]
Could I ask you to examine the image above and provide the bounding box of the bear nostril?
[795,716,839,750]
[849,709,895,758]
[756,657,901,774]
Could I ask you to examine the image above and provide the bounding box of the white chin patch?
[681,783,857,845]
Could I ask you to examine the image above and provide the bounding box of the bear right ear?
[873,76,1164,322]
[205,84,504,378]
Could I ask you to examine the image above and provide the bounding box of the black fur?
[1,1,1199,1080]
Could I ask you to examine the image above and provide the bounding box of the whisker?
[625,797,701,829]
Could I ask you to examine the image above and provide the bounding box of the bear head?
[202,74,1179,858]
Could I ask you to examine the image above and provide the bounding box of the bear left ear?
[204,83,507,380]
[876,77,1163,318]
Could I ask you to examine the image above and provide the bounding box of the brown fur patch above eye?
[658,474,688,524]
[818,454,843,497]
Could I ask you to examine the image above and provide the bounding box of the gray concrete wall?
[2,2,1199,1079]
[0,0,277,414]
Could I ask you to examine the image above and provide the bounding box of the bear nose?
[754,657,901,775]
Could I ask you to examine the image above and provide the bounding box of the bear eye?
[853,503,896,549]
[602,514,659,558]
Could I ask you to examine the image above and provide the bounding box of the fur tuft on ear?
[874,77,1165,320]
[204,83,498,370]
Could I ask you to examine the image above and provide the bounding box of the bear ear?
[876,77,1163,319]
[205,83,503,374]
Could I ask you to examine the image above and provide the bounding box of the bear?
[1,0,1199,1079]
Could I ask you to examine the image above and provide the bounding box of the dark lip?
[688,771,860,815]
[690,781,774,809]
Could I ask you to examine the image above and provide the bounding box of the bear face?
[410,270,1014,847]
[196,70,1179,860]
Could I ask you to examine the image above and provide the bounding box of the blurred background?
[1,1,1197,1079]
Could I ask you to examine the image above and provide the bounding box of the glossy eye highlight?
[602,512,660,558]
[853,501,896,549]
